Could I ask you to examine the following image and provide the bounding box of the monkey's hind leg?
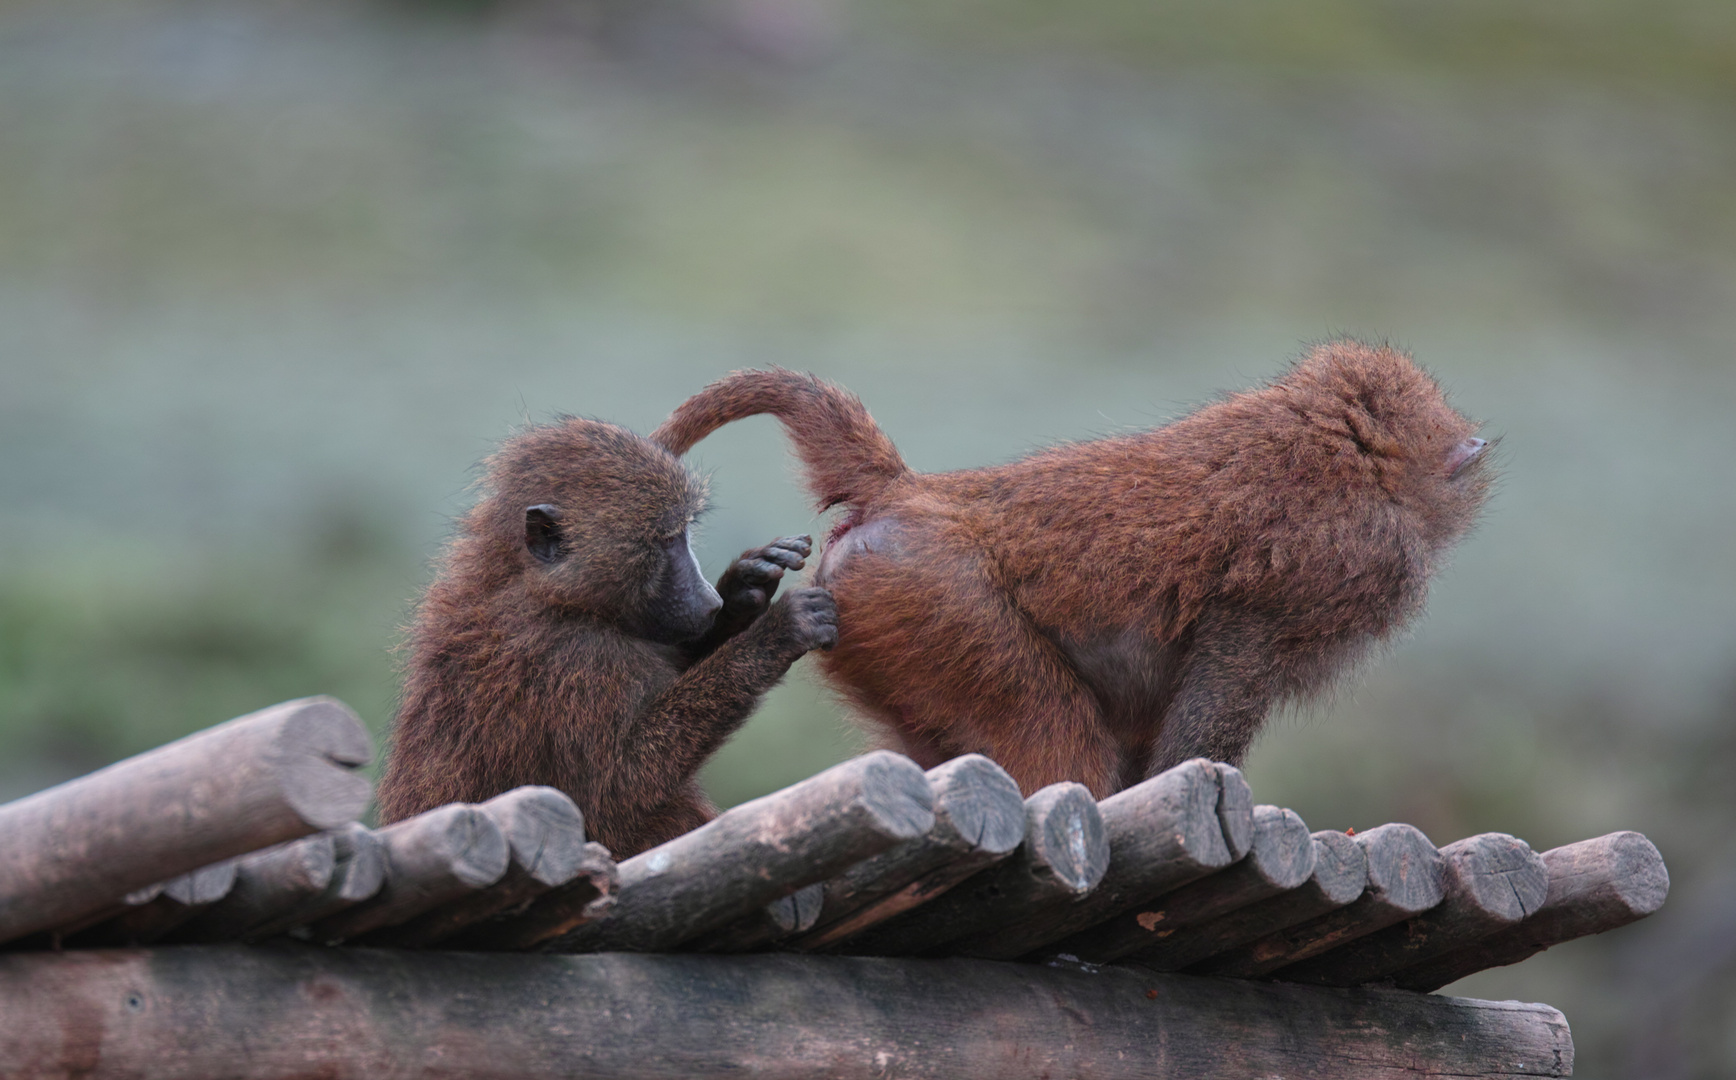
[826,558,1119,798]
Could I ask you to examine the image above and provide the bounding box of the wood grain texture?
[1280,832,1548,987]
[952,760,1251,962]
[0,945,1572,1079]
[1391,831,1669,992]
[309,806,509,944]
[688,883,826,953]
[840,782,1108,958]
[790,755,1025,952]
[0,697,372,944]
[549,751,933,954]
[1193,823,1443,979]
[1048,803,1314,966]
[359,787,595,948]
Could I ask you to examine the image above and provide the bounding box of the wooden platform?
[0,697,1669,1079]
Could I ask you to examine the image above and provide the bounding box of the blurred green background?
[1,0,1732,1072]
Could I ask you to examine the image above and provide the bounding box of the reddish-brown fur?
[377,418,836,856]
[652,341,1493,797]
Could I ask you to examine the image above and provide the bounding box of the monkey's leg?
[827,563,1119,797]
[1147,610,1284,774]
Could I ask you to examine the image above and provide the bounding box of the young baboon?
[376,418,838,857]
[652,341,1492,798]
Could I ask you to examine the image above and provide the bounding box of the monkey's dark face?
[464,417,721,641]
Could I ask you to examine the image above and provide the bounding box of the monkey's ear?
[525,505,564,564]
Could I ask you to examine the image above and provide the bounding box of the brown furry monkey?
[652,341,1492,798]
[376,417,838,857]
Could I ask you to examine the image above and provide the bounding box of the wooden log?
[943,760,1251,962]
[1390,831,1669,993]
[839,782,1109,958]
[169,833,338,944]
[1131,829,1369,972]
[788,754,1026,952]
[64,861,240,947]
[357,787,595,949]
[307,805,509,944]
[687,884,826,953]
[0,945,1574,1079]
[550,751,934,954]
[249,824,386,940]
[1278,832,1549,987]
[1192,823,1444,979]
[436,843,616,952]
[1046,804,1314,966]
[0,696,372,945]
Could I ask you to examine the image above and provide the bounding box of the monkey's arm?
[601,586,837,813]
[681,535,812,663]
[1147,609,1286,774]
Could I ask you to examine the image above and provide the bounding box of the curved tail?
[652,368,907,511]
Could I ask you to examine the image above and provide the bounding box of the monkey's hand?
[751,586,839,661]
[713,535,811,632]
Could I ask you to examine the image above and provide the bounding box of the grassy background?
[1,0,1732,1072]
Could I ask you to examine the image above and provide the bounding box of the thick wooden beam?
[1391,831,1669,992]
[957,760,1251,962]
[1046,803,1314,966]
[0,697,373,944]
[1193,823,1443,978]
[791,755,1025,952]
[361,787,600,949]
[309,806,509,944]
[0,945,1572,1079]
[551,751,934,954]
[1279,832,1548,987]
[841,782,1108,957]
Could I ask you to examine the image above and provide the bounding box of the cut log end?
[928,755,1026,857]
[857,751,939,842]
[1028,783,1110,895]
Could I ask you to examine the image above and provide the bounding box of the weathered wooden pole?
[360,787,608,949]
[1193,823,1444,978]
[1042,803,1314,965]
[308,805,509,944]
[248,824,386,940]
[947,760,1251,961]
[1278,832,1548,987]
[172,834,338,944]
[550,751,934,954]
[0,945,1574,1079]
[1390,831,1669,992]
[0,697,372,944]
[841,782,1109,958]
[789,754,1025,952]
[1127,829,1368,973]
[67,861,239,947]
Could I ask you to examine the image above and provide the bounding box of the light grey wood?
[250,824,387,940]
[1193,823,1444,978]
[1136,829,1369,972]
[840,782,1108,958]
[945,760,1251,961]
[1280,832,1549,986]
[67,861,239,947]
[688,883,826,953]
[359,787,594,948]
[551,751,934,953]
[0,697,372,944]
[438,843,616,952]
[170,833,338,944]
[788,754,1025,952]
[1044,804,1314,965]
[308,805,509,944]
[0,945,1573,1079]
[1392,831,1670,992]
